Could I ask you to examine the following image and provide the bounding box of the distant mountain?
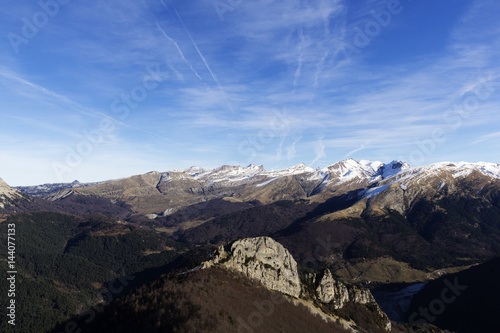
[10,159,445,214]
[11,159,500,218]
[0,177,24,209]
[9,160,500,277]
[162,160,500,283]
[14,180,102,197]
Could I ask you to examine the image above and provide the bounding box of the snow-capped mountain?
[159,159,410,190]
[12,159,500,216]
[360,161,500,201]
[14,180,104,197]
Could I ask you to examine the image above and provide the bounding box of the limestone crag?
[316,269,391,331]
[203,236,391,331]
[203,237,392,331]
[316,269,373,308]
[204,237,302,298]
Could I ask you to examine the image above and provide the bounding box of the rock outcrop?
[203,236,392,331]
[316,269,373,308]
[203,237,302,298]
[315,269,391,331]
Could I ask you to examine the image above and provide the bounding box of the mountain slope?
[0,177,24,209]
[14,159,412,216]
[0,212,183,333]
[17,159,499,218]
[54,236,449,333]
[3,159,497,332]
[202,236,392,331]
[54,268,352,333]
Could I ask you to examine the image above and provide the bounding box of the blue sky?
[1,0,499,186]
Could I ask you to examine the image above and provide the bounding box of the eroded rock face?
[203,237,391,331]
[316,269,373,308]
[316,269,350,307]
[205,237,302,298]
[316,269,391,331]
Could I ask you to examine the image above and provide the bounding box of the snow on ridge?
[381,161,411,180]
[363,183,390,199]
[256,177,279,187]
[323,159,410,185]
[187,164,265,182]
[385,161,500,188]
[165,159,499,195]
[325,159,373,182]
[169,159,410,185]
[422,161,500,179]
[264,163,315,177]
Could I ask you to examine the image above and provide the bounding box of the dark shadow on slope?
[405,257,500,333]
[171,199,320,245]
[271,189,365,239]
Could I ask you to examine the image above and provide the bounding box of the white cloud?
[471,132,500,145]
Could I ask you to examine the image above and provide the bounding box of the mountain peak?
[0,178,16,195]
[203,237,301,298]
[0,177,23,208]
[0,177,8,187]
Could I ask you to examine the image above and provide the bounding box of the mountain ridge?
[14,159,500,193]
[10,159,500,217]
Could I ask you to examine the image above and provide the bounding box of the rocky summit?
[204,236,392,331]
[203,236,302,298]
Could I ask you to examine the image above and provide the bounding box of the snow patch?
[363,184,390,199]
[256,178,278,187]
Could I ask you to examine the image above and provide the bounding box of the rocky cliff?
[315,269,373,308]
[203,237,302,298]
[315,269,391,331]
[203,236,391,331]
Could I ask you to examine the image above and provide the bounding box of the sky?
[0,0,499,186]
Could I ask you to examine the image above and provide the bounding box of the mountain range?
[2,158,500,333]
[13,159,500,214]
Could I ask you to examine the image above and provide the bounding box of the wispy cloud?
[155,22,202,81]
[163,2,234,114]
[1,0,500,185]
[0,69,129,127]
[470,132,500,145]
[309,136,327,167]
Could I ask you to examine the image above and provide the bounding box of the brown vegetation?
[57,268,351,333]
